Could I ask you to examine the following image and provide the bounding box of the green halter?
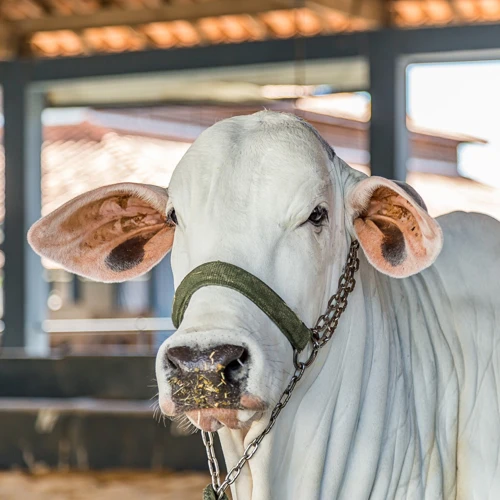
[172,261,312,351]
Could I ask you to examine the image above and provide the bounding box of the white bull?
[28,111,500,499]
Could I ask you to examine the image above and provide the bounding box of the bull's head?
[28,111,442,435]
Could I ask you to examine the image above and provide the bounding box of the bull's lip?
[185,408,262,432]
[160,393,267,431]
[160,393,267,416]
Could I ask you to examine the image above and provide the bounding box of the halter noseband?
[172,261,312,351]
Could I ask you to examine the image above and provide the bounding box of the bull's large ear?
[347,176,442,278]
[28,183,174,282]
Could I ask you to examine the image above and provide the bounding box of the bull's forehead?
[168,111,334,227]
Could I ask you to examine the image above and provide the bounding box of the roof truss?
[0,0,386,58]
[11,1,292,34]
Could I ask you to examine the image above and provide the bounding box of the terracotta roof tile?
[39,131,188,215]
[407,171,500,220]
[18,7,372,58]
[393,0,500,25]
[2,1,500,59]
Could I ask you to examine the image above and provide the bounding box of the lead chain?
[201,430,221,492]
[203,240,360,500]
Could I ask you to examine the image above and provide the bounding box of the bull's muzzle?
[162,260,313,431]
[166,344,249,411]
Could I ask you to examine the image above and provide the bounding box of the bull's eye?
[308,206,328,226]
[167,209,178,225]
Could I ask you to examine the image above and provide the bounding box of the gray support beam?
[152,254,175,350]
[368,33,408,181]
[0,24,497,87]
[389,23,500,56]
[2,63,49,355]
[0,24,496,87]
[0,34,366,84]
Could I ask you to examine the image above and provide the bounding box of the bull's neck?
[218,256,458,500]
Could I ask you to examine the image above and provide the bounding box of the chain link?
[203,240,360,499]
[201,430,221,491]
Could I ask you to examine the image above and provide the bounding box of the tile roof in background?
[407,172,500,220]
[40,125,190,215]
[0,99,497,229]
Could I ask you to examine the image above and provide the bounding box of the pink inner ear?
[363,186,428,261]
[61,194,167,251]
[352,181,443,278]
[28,183,174,283]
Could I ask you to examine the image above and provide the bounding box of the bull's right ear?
[28,183,174,283]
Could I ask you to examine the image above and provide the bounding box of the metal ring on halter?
[293,336,320,370]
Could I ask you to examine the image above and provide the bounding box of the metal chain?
[201,430,221,492]
[203,240,360,500]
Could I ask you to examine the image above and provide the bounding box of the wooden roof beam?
[444,0,462,22]
[307,0,385,24]
[0,21,19,59]
[8,0,291,35]
[33,0,54,15]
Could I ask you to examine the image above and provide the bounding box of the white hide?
[28,110,500,500]
[219,210,500,500]
[154,112,500,500]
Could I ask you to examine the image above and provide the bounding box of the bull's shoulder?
[436,211,500,273]
[432,212,500,495]
[429,210,500,361]
[418,210,500,353]
[437,210,500,242]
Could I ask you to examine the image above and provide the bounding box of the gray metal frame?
[1,24,500,352]
[2,66,48,354]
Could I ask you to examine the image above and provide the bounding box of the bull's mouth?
[160,393,267,432]
[185,407,262,432]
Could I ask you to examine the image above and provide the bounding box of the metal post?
[152,254,175,350]
[2,62,49,355]
[369,33,408,181]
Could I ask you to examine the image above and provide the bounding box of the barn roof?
[1,0,499,59]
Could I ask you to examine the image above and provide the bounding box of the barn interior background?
[0,0,499,498]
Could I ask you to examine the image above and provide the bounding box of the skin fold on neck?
[217,254,459,500]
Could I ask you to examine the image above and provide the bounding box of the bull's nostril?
[165,348,184,372]
[224,348,249,384]
[166,356,178,371]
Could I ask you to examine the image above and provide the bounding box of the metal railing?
[42,317,174,334]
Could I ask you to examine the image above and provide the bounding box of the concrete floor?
[0,470,214,499]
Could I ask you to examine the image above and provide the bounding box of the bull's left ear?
[346,176,443,278]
